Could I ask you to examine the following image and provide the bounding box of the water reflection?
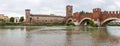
[0,26,120,46]
[91,27,119,46]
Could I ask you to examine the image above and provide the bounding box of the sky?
[0,0,120,17]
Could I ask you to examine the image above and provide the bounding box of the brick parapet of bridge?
[101,11,120,15]
[100,11,120,22]
[72,8,120,26]
[72,12,93,22]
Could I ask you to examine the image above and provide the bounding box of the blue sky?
[0,0,120,17]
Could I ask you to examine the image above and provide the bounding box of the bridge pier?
[94,21,101,27]
[73,21,79,26]
[93,19,102,27]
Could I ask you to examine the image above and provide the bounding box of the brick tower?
[25,9,31,23]
[93,8,101,25]
[65,5,73,22]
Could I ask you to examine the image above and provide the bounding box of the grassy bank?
[108,23,120,26]
[1,23,67,26]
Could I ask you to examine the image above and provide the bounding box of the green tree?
[67,22,75,26]
[0,19,5,25]
[80,11,85,14]
[10,17,14,23]
[0,19,5,22]
[19,16,24,22]
[87,20,98,27]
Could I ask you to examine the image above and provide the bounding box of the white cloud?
[114,1,120,7]
[0,0,120,18]
[96,0,105,3]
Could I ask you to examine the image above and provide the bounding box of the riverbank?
[1,23,67,26]
[0,22,77,26]
[108,23,120,26]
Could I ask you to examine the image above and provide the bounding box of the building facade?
[13,17,20,23]
[0,14,9,20]
[25,9,65,24]
[25,5,73,24]
[30,14,65,24]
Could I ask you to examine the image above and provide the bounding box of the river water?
[0,26,120,46]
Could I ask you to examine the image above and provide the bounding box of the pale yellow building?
[0,14,9,20]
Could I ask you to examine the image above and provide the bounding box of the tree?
[0,19,5,22]
[67,22,75,26]
[0,19,5,25]
[80,11,85,14]
[87,20,98,27]
[19,16,24,22]
[10,17,14,23]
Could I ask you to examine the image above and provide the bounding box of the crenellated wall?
[101,11,120,15]
[72,8,120,26]
[101,11,120,22]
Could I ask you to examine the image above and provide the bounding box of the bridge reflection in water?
[0,26,119,46]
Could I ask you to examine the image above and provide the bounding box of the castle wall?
[31,15,65,24]
[25,9,65,24]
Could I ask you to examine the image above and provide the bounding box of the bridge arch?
[101,18,119,26]
[79,17,93,25]
[66,18,73,24]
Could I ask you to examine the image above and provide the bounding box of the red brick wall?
[72,8,120,25]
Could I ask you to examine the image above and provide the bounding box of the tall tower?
[25,9,31,23]
[65,5,73,22]
[93,8,101,21]
[66,5,73,18]
[93,8,101,26]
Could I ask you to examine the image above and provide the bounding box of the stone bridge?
[66,8,120,26]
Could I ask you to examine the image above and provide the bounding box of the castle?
[25,5,73,24]
[25,5,120,26]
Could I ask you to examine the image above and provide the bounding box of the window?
[45,20,47,22]
[37,17,39,19]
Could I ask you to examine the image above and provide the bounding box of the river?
[0,26,119,46]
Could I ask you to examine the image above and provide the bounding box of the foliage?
[108,23,120,26]
[67,22,75,26]
[0,22,66,26]
[80,11,85,14]
[10,17,14,23]
[87,20,94,26]
[0,19,5,26]
[87,20,98,27]
[19,16,24,22]
[5,23,20,26]
[0,19,5,22]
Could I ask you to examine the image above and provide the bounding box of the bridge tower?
[25,9,31,23]
[93,8,101,26]
[65,5,73,23]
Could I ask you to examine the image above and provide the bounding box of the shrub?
[67,22,75,26]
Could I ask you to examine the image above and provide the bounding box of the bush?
[88,20,98,27]
[67,22,75,26]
